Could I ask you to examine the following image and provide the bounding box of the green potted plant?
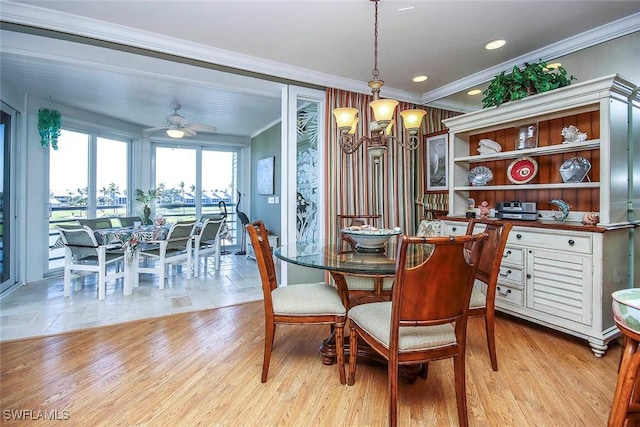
[37,108,62,149]
[135,189,157,225]
[482,60,575,108]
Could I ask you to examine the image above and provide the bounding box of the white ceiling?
[1,0,640,139]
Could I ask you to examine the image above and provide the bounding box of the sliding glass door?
[48,130,129,270]
[0,104,17,293]
[154,144,240,247]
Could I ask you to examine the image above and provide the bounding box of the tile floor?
[0,252,273,342]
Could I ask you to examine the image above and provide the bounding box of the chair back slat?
[118,216,142,227]
[392,233,487,326]
[165,220,196,251]
[198,218,224,245]
[57,225,101,260]
[78,218,113,230]
[246,220,278,302]
[465,219,513,286]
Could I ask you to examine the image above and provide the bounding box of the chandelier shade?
[332,0,425,156]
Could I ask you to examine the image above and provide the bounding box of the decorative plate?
[468,166,493,186]
[507,157,538,184]
[559,157,591,183]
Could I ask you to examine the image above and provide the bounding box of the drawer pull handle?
[568,239,575,246]
[499,269,512,277]
[502,250,512,258]
[452,227,457,232]
[516,233,522,239]
[527,274,532,279]
[497,286,512,296]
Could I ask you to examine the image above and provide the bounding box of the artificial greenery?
[37,108,62,150]
[482,60,576,108]
[135,189,157,225]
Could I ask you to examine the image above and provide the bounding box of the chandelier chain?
[372,0,379,80]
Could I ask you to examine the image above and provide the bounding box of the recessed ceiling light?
[413,75,428,83]
[546,62,562,69]
[467,89,482,96]
[484,39,506,50]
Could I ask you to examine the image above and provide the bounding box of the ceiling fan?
[144,103,217,138]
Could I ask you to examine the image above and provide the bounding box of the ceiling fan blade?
[183,127,197,137]
[190,123,217,133]
[143,126,167,133]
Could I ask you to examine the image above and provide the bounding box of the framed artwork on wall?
[257,156,275,195]
[425,133,448,190]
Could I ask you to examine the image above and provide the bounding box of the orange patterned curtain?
[325,88,459,240]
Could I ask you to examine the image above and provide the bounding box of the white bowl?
[341,228,402,252]
[612,288,640,333]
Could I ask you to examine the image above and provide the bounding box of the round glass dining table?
[274,238,431,378]
[274,239,399,276]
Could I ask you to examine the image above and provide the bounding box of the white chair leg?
[186,248,192,280]
[98,248,107,300]
[193,245,200,278]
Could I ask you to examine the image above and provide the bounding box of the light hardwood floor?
[0,301,620,426]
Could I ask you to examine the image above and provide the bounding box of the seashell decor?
[561,125,588,144]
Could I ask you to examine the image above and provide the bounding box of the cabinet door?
[526,248,592,325]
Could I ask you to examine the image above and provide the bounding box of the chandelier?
[332,0,426,157]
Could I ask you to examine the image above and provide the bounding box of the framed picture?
[257,156,275,195]
[425,133,448,190]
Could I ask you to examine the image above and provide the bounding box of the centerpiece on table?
[341,224,402,253]
[135,189,157,225]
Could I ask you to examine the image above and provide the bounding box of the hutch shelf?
[441,74,639,356]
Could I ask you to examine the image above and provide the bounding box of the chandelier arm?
[386,134,421,151]
[338,134,371,154]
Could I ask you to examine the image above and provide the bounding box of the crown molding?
[421,12,640,105]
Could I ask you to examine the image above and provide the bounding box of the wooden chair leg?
[454,353,469,427]
[486,308,498,371]
[261,321,275,383]
[388,356,399,427]
[348,324,357,386]
[609,338,640,427]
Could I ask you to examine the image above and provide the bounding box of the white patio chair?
[137,220,196,288]
[56,224,125,300]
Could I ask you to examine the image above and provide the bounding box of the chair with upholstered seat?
[346,233,487,427]
[78,217,113,230]
[137,220,196,288]
[117,216,142,227]
[464,218,513,371]
[56,224,125,300]
[192,216,225,277]
[247,219,348,384]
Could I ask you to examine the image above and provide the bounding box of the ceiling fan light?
[167,129,185,138]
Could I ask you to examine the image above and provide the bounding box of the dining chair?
[246,220,348,384]
[464,218,513,371]
[137,220,196,288]
[336,213,394,304]
[346,233,488,427]
[192,216,225,277]
[78,217,113,230]
[117,216,142,227]
[56,224,125,300]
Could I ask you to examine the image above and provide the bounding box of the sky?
[50,130,234,197]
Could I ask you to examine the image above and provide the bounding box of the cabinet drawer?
[508,229,592,254]
[497,265,523,285]
[443,222,466,236]
[495,284,523,307]
[501,246,524,265]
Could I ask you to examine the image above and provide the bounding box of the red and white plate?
[507,156,538,184]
